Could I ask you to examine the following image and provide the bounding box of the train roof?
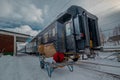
[57,5,97,22]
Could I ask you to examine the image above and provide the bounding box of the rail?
[77,61,120,68]
[76,61,120,79]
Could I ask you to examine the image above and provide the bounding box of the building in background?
[0,29,30,55]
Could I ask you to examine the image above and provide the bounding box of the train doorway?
[87,18,99,48]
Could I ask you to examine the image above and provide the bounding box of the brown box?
[38,43,56,58]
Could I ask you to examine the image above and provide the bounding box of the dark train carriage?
[37,5,100,57]
[24,5,101,59]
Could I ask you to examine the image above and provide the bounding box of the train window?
[74,16,80,34]
[65,22,71,36]
[48,29,52,38]
[38,37,41,44]
[44,32,48,43]
[52,28,56,37]
[33,42,36,46]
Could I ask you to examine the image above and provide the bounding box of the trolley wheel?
[67,65,73,72]
[48,69,52,77]
[40,61,44,69]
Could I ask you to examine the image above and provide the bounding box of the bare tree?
[99,28,105,46]
[113,25,120,45]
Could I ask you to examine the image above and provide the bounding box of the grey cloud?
[0,0,45,24]
[6,25,38,36]
[0,0,120,38]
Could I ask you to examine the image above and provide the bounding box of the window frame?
[65,20,72,36]
[44,32,48,43]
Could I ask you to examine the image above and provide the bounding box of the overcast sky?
[0,0,120,37]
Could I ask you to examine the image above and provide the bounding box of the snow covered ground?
[0,55,120,80]
[79,59,120,75]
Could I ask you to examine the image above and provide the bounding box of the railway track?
[76,61,120,79]
[77,61,120,68]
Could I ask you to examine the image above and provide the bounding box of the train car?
[24,5,101,57]
[19,37,38,55]
[36,5,100,58]
[25,38,38,55]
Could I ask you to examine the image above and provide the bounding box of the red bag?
[53,52,64,63]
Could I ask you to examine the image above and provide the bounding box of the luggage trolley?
[39,54,74,77]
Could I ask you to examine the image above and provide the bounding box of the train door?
[87,17,100,48]
[73,14,100,50]
[73,15,86,51]
[65,19,76,52]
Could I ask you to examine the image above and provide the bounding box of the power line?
[96,3,120,16]
[43,0,73,27]
[100,18,120,26]
[52,0,72,17]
